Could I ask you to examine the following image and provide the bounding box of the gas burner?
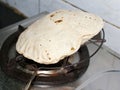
[0,25,90,86]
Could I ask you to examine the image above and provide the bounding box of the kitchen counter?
[0,12,120,90]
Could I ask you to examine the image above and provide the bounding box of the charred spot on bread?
[54,20,63,23]
[40,44,42,46]
[89,17,92,19]
[50,14,55,17]
[49,57,51,60]
[47,53,49,55]
[71,47,75,51]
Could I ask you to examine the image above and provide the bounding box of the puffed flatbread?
[16,10,104,64]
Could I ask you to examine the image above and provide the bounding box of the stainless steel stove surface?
[0,12,120,90]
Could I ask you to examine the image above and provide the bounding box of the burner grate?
[0,25,90,86]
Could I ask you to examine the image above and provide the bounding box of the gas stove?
[0,12,105,90]
[0,24,89,85]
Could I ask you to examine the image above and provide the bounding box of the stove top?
[0,12,105,90]
[0,24,89,88]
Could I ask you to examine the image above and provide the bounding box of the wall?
[1,0,120,56]
[0,0,40,17]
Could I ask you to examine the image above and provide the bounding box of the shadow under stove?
[0,2,26,29]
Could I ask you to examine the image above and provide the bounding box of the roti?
[16,10,104,64]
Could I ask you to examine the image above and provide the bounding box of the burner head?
[0,26,89,86]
